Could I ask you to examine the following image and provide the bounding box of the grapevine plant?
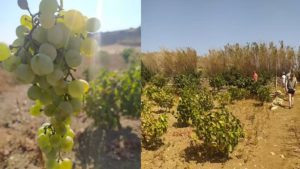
[0,0,101,168]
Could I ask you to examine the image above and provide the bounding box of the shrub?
[144,85,174,112]
[150,74,168,88]
[141,101,168,149]
[141,61,154,87]
[228,87,250,101]
[257,86,272,105]
[193,108,244,156]
[85,70,121,129]
[176,88,214,126]
[209,75,227,90]
[118,64,141,117]
[173,74,201,95]
[85,64,141,129]
[216,92,232,108]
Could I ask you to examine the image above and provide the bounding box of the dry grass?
[142,48,198,77]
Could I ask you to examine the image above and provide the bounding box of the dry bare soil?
[142,90,300,169]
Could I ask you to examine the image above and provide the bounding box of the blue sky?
[142,0,300,55]
[0,0,140,44]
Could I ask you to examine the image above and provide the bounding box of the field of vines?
[141,48,300,169]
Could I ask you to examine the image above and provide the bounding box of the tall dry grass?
[142,48,198,77]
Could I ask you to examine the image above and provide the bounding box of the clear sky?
[0,0,141,44]
[142,0,300,55]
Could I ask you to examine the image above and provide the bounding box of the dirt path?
[142,93,300,169]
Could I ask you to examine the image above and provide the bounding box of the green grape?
[39,0,58,14]
[65,49,82,67]
[68,80,84,98]
[40,13,56,29]
[45,159,59,169]
[37,133,50,148]
[15,64,35,83]
[67,36,82,51]
[0,43,11,61]
[44,104,57,117]
[20,14,32,29]
[45,148,58,160]
[46,69,64,86]
[38,123,51,135]
[12,38,24,47]
[49,134,62,148]
[30,100,42,116]
[58,101,73,116]
[61,136,74,152]
[51,119,66,136]
[39,90,52,105]
[80,37,98,58]
[79,79,89,93]
[27,85,42,100]
[54,80,67,95]
[59,158,72,169]
[32,27,47,43]
[47,24,64,48]
[86,17,101,32]
[66,125,75,139]
[16,25,29,38]
[2,55,21,72]
[64,10,85,34]
[70,98,82,115]
[37,76,51,90]
[39,43,57,61]
[31,53,54,75]
[57,23,72,48]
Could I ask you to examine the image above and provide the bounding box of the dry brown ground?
[142,92,300,169]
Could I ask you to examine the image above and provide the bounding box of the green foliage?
[141,61,154,87]
[144,84,174,112]
[85,64,141,129]
[173,73,201,95]
[228,87,250,101]
[176,88,214,126]
[257,86,272,104]
[85,70,121,129]
[193,109,244,156]
[122,48,137,64]
[150,74,168,88]
[209,75,227,90]
[216,92,232,108]
[118,64,141,117]
[141,101,168,149]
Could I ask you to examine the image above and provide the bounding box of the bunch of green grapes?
[0,0,101,168]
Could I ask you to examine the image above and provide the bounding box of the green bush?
[228,87,250,101]
[216,92,232,108]
[144,85,174,112]
[85,70,121,129]
[150,74,168,88]
[173,73,201,91]
[85,64,141,129]
[118,64,141,117]
[257,86,272,105]
[141,101,168,149]
[209,75,227,90]
[176,88,214,126]
[141,61,154,87]
[193,109,244,156]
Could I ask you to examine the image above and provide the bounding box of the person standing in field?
[286,73,297,109]
[282,72,286,87]
[253,71,258,82]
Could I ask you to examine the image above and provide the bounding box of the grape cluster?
[0,0,101,168]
